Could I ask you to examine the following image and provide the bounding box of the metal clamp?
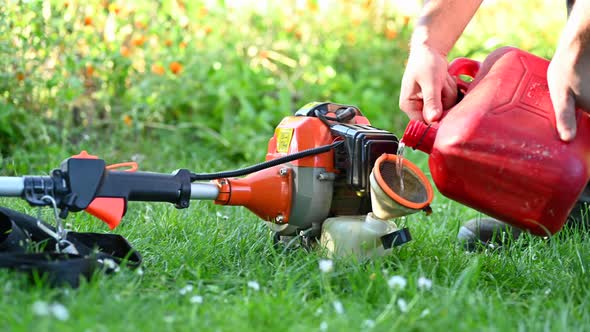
[36,195,78,254]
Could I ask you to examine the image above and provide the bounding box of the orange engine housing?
[266,116,338,172]
[214,102,397,237]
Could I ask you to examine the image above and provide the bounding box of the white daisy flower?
[315,307,324,316]
[420,309,430,318]
[32,301,70,321]
[397,298,408,313]
[190,295,203,304]
[32,301,50,316]
[179,284,194,295]
[50,303,70,321]
[333,300,344,315]
[216,212,229,220]
[247,281,260,291]
[417,276,433,290]
[319,259,334,273]
[387,275,407,289]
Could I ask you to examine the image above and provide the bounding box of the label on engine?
[276,128,294,153]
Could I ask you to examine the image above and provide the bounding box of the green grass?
[0,0,585,330]
[1,139,590,331]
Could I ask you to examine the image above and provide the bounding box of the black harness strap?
[0,207,141,287]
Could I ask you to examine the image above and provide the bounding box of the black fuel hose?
[190,140,343,181]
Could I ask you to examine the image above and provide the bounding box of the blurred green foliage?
[0,0,566,162]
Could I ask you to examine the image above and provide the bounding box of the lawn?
[1,1,589,331]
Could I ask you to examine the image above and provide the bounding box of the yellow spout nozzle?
[369,154,434,220]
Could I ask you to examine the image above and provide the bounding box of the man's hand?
[548,0,590,141]
[398,0,482,123]
[547,50,590,141]
[399,44,458,123]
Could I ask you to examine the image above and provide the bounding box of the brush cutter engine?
[211,102,399,240]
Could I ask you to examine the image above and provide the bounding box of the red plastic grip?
[86,198,126,230]
[448,58,481,93]
[72,151,131,230]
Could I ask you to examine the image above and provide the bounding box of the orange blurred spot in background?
[169,61,183,74]
[151,64,165,75]
[135,21,147,30]
[85,64,95,77]
[120,46,131,57]
[385,27,398,40]
[346,32,356,44]
[402,15,411,27]
[284,21,295,33]
[132,36,146,47]
[84,16,93,26]
[108,3,121,14]
[123,115,133,127]
[385,20,398,40]
[307,1,318,12]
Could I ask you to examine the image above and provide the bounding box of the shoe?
[458,184,590,250]
[457,217,522,251]
[564,184,590,228]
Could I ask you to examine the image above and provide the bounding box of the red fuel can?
[402,46,590,235]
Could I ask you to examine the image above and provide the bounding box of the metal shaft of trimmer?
[0,177,25,196]
[189,182,219,200]
[0,176,220,201]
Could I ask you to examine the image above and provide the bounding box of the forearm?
[556,0,590,66]
[411,0,483,56]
